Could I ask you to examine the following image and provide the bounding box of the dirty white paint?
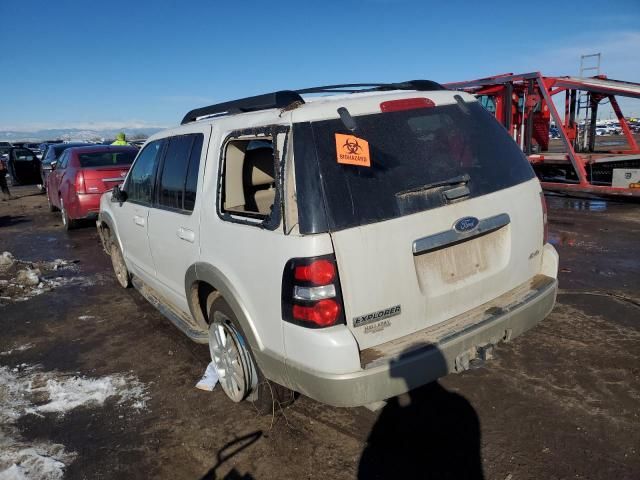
[0,365,150,478]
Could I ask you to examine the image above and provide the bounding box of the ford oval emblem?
[454,216,479,233]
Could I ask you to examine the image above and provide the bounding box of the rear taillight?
[380,97,435,112]
[75,171,86,194]
[282,255,345,328]
[540,192,548,244]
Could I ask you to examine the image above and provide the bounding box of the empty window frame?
[220,137,277,221]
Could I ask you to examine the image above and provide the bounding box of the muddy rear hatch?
[292,97,543,350]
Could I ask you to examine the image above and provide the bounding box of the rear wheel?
[60,198,76,230]
[207,295,294,413]
[110,241,131,288]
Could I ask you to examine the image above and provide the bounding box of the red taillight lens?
[282,255,345,328]
[294,259,336,285]
[75,171,86,194]
[540,192,548,244]
[380,97,435,112]
[292,299,341,327]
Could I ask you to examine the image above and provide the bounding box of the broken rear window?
[293,101,535,233]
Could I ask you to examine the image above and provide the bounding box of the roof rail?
[180,80,445,124]
[295,80,445,94]
[181,90,303,125]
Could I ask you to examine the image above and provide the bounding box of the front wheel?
[110,241,131,288]
[207,296,294,413]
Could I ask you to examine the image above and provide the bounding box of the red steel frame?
[446,72,640,198]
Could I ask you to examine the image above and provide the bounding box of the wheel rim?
[111,246,127,286]
[209,315,250,402]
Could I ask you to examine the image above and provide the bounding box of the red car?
[46,145,138,230]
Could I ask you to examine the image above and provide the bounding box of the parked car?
[40,142,92,191]
[23,143,43,158]
[0,141,13,148]
[97,82,559,411]
[0,146,11,162]
[5,147,41,185]
[47,145,137,230]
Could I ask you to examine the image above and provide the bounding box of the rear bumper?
[69,193,100,219]
[283,274,557,407]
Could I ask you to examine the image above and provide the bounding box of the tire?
[60,198,76,230]
[207,295,294,414]
[110,241,131,288]
[47,191,58,212]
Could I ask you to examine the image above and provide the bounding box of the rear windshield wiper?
[396,174,470,197]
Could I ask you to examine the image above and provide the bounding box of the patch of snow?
[32,374,148,413]
[0,444,73,480]
[15,270,40,287]
[0,366,150,478]
[0,344,33,357]
[0,252,14,268]
[77,316,94,321]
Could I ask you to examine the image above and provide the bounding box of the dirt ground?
[0,185,638,480]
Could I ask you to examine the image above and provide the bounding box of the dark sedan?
[5,147,41,185]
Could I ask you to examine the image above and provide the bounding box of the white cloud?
[0,120,168,132]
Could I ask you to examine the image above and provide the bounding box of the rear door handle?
[133,215,146,227]
[177,227,195,243]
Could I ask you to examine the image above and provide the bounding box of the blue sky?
[1,0,639,130]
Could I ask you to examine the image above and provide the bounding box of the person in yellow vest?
[111,132,129,145]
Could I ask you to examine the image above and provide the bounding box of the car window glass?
[14,149,35,161]
[126,140,163,205]
[158,135,194,210]
[78,151,136,168]
[58,151,69,169]
[184,134,203,212]
[293,102,535,233]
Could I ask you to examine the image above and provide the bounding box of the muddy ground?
[0,185,638,480]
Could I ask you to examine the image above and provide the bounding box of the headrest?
[244,147,275,186]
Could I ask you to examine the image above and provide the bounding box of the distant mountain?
[0,127,165,142]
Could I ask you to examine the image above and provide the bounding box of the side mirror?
[111,185,128,203]
[50,161,57,170]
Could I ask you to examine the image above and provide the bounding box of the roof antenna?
[337,107,358,132]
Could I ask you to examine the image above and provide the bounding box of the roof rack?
[180,79,445,124]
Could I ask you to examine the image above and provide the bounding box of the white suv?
[97,81,558,410]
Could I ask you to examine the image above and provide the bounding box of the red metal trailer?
[446,72,640,198]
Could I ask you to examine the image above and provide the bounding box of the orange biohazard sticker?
[335,133,371,167]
